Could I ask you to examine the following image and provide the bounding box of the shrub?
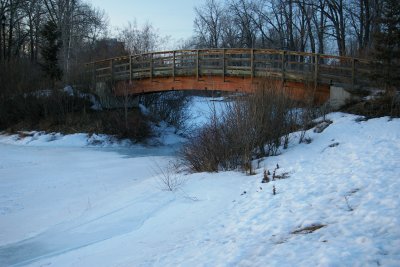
[0,90,90,130]
[180,79,297,173]
[341,90,400,119]
[0,60,50,100]
[154,162,186,192]
[99,109,152,141]
[140,91,191,131]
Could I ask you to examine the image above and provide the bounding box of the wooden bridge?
[87,48,374,104]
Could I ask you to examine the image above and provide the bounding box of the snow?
[0,131,139,148]
[188,96,228,128]
[0,109,400,266]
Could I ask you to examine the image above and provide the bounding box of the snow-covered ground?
[0,107,400,266]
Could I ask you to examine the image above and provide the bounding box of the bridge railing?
[87,48,375,89]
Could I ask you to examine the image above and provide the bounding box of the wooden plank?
[226,66,252,71]
[110,59,114,84]
[131,67,151,72]
[129,55,132,82]
[96,66,111,72]
[226,57,251,62]
[114,63,130,68]
[150,53,153,81]
[173,51,176,81]
[153,66,174,72]
[97,73,112,78]
[281,51,286,83]
[251,48,254,81]
[175,69,196,76]
[223,49,226,82]
[352,58,356,90]
[314,54,319,86]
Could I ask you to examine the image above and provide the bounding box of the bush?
[180,80,297,173]
[154,162,186,192]
[0,60,153,141]
[99,109,152,141]
[0,60,50,99]
[140,91,191,131]
[0,90,91,130]
[342,90,400,118]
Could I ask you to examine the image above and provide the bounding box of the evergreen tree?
[373,0,400,90]
[40,20,63,84]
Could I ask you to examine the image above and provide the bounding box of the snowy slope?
[0,112,399,266]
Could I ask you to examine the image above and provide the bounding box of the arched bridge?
[87,48,374,104]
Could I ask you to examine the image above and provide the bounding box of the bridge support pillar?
[329,86,361,109]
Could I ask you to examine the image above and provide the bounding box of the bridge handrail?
[85,48,377,65]
[86,48,381,89]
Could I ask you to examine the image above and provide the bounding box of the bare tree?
[118,20,169,54]
[191,0,385,57]
[194,0,225,48]
[25,0,45,61]
[229,0,257,48]
[313,0,328,55]
[347,0,384,56]
[43,0,107,81]
[323,0,347,56]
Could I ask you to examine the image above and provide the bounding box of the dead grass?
[291,224,326,235]
[342,93,400,118]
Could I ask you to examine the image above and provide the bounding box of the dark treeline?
[0,0,166,137]
[191,0,390,58]
[0,0,169,88]
[0,0,108,81]
[0,0,192,138]
[0,0,398,134]
[1,0,398,87]
[0,0,113,102]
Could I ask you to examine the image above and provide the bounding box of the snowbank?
[0,131,132,148]
[0,112,399,266]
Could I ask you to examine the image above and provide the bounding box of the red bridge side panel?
[114,76,330,104]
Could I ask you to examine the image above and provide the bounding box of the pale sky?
[88,0,200,41]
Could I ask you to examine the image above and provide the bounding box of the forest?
[1,0,399,86]
[193,0,389,56]
[0,0,398,134]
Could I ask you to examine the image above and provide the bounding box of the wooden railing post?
[251,48,254,81]
[150,53,153,81]
[281,51,286,83]
[196,50,199,80]
[173,51,176,81]
[110,59,114,84]
[129,55,132,82]
[222,49,226,82]
[352,58,356,90]
[91,63,96,87]
[314,54,319,86]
